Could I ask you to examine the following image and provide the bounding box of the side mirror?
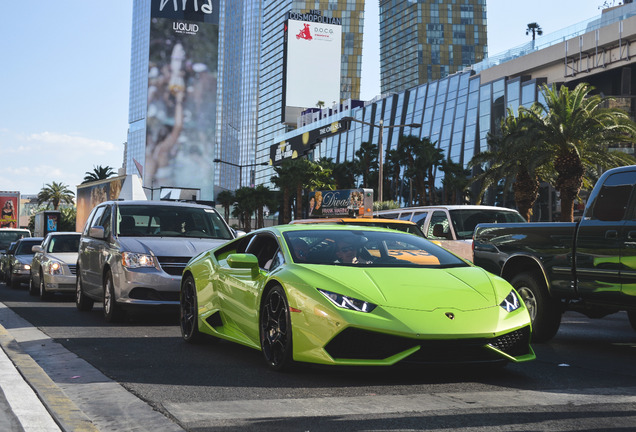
[232,228,247,238]
[32,245,43,253]
[227,253,259,277]
[89,226,106,240]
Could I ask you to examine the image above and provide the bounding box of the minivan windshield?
[116,205,233,240]
[0,230,31,251]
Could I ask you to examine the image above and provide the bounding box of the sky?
[0,0,614,195]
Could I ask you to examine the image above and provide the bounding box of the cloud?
[26,131,117,155]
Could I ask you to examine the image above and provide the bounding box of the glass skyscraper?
[379,0,487,94]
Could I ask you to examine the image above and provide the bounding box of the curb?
[0,325,98,432]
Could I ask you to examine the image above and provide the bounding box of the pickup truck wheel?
[511,272,561,343]
[628,311,636,331]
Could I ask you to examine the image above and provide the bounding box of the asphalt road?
[1,282,635,431]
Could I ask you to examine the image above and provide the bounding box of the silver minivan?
[76,200,235,322]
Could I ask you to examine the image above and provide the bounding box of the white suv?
[76,200,235,322]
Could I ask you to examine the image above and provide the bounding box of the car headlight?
[318,289,377,313]
[121,252,155,269]
[500,290,521,313]
[48,261,63,275]
[16,263,30,271]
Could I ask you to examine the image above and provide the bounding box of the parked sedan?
[0,241,17,282]
[7,237,43,288]
[29,232,81,299]
[180,224,535,371]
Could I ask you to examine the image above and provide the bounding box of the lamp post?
[213,158,268,188]
[343,117,421,202]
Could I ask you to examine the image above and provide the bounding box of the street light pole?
[342,117,421,202]
[213,158,268,189]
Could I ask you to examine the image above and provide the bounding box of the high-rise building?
[379,0,487,94]
[127,0,221,201]
[253,1,367,188]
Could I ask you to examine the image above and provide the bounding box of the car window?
[16,240,41,255]
[411,212,428,231]
[245,234,280,269]
[449,209,526,239]
[587,171,636,221]
[100,206,112,239]
[283,229,466,268]
[89,206,106,231]
[49,235,80,253]
[427,211,452,240]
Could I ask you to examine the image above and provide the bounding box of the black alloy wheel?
[260,285,293,371]
[180,275,203,343]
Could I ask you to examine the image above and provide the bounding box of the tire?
[511,271,562,343]
[28,274,38,296]
[103,270,124,323]
[260,285,293,371]
[39,270,51,300]
[180,275,203,343]
[76,272,94,311]
[628,311,636,332]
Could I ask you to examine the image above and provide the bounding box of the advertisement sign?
[269,118,350,165]
[76,177,125,232]
[283,18,341,122]
[0,192,19,228]
[308,188,373,218]
[144,0,220,201]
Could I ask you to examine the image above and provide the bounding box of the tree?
[216,190,235,222]
[528,83,636,221]
[253,185,273,229]
[469,106,552,221]
[271,158,306,224]
[82,165,116,184]
[440,159,470,205]
[354,141,378,189]
[396,135,444,205]
[232,187,259,232]
[37,182,75,210]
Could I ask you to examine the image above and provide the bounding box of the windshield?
[0,230,30,251]
[116,205,233,240]
[342,221,425,237]
[449,209,526,240]
[283,229,467,268]
[16,239,41,255]
[47,235,81,253]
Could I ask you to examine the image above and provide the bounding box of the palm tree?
[232,187,258,232]
[37,182,75,210]
[469,106,552,221]
[82,165,116,184]
[253,185,273,229]
[440,159,470,205]
[528,83,636,221]
[396,135,444,205]
[272,159,306,223]
[354,141,378,189]
[216,190,235,222]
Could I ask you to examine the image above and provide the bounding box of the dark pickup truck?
[473,165,636,342]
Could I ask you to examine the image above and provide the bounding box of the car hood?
[298,265,498,311]
[118,237,228,257]
[15,254,35,265]
[47,252,78,264]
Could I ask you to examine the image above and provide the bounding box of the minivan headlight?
[122,252,155,268]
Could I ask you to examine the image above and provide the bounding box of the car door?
[615,171,636,306]
[576,171,635,304]
[217,233,277,343]
[80,205,106,296]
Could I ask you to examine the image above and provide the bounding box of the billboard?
[144,0,220,201]
[283,19,342,123]
[76,177,125,232]
[0,192,19,228]
[308,188,373,218]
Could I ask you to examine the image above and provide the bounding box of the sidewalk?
[0,316,96,432]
